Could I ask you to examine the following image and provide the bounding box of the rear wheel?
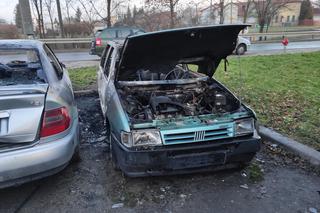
[71,145,81,163]
[236,44,246,55]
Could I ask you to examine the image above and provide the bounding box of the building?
[313,8,320,25]
[197,2,239,25]
[237,0,302,26]
[272,0,302,26]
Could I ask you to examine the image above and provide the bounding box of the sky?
[0,0,19,23]
[0,0,210,24]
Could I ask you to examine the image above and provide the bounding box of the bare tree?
[56,0,65,37]
[82,0,124,27]
[14,4,23,30]
[44,0,55,32]
[254,0,290,33]
[31,0,45,38]
[241,0,254,23]
[218,0,225,24]
[64,0,73,24]
[107,0,112,27]
[78,0,96,32]
[145,0,180,28]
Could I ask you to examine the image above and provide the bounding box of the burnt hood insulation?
[117,24,250,79]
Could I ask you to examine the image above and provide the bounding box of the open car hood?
[117,25,249,80]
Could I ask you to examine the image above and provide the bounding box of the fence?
[39,31,320,50]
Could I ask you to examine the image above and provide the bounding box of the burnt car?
[0,40,80,188]
[97,25,261,177]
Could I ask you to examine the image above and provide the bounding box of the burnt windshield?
[0,48,46,86]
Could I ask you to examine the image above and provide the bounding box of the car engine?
[118,81,240,122]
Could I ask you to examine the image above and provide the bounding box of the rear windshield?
[95,30,102,37]
[0,49,46,86]
[118,29,132,38]
[104,29,117,39]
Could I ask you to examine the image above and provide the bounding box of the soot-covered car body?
[0,40,79,188]
[98,25,261,177]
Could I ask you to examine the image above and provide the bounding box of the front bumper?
[0,119,80,188]
[112,133,260,177]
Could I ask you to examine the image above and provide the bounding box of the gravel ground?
[0,95,319,213]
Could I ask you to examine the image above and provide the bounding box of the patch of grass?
[247,163,264,182]
[212,52,320,149]
[68,66,97,90]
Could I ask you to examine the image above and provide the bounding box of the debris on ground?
[112,203,124,209]
[240,184,249,190]
[309,207,318,213]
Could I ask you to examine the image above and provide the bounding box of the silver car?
[0,40,80,188]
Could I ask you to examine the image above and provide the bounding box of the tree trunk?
[169,0,175,28]
[65,1,71,24]
[259,19,265,41]
[243,5,249,23]
[56,0,64,37]
[48,11,54,33]
[107,0,112,27]
[39,0,45,38]
[219,0,224,24]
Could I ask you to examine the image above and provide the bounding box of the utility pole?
[56,0,65,37]
[19,0,34,38]
[230,0,233,24]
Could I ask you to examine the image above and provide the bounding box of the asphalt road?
[54,40,320,63]
[0,96,319,213]
[248,40,320,55]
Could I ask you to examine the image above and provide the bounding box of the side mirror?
[60,62,66,69]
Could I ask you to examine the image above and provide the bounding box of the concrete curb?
[259,126,320,167]
[74,89,98,97]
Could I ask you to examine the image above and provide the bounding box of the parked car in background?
[0,40,80,188]
[235,36,251,55]
[90,27,145,56]
[97,25,260,177]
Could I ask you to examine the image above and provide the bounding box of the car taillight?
[96,37,102,46]
[40,107,71,138]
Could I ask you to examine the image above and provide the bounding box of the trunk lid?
[0,84,48,144]
[117,25,249,80]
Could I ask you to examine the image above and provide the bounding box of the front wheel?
[236,44,247,55]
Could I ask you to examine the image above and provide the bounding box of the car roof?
[101,26,143,31]
[0,39,43,49]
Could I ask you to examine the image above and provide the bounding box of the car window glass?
[44,45,63,79]
[104,29,116,39]
[104,47,114,77]
[95,31,102,37]
[118,29,132,38]
[132,29,145,35]
[0,48,46,86]
[100,45,110,67]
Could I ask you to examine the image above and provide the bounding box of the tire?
[236,44,247,55]
[71,145,81,163]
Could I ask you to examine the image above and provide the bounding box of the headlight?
[121,130,162,147]
[235,118,254,136]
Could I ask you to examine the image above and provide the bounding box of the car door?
[98,45,114,116]
[97,46,107,100]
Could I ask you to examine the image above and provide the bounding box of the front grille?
[161,123,234,145]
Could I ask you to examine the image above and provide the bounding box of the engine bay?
[118,80,241,123]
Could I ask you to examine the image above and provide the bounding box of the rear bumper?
[112,133,261,177]
[0,119,80,188]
